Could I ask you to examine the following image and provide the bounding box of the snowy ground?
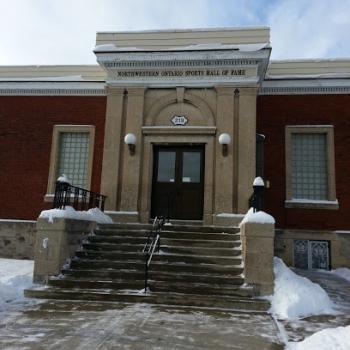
[0,258,35,311]
[1,258,350,349]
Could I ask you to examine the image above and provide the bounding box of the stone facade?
[0,220,36,259]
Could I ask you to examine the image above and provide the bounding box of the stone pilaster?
[100,87,125,211]
[240,221,275,295]
[237,87,258,213]
[214,86,235,215]
[119,87,146,218]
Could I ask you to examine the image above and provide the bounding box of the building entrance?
[151,145,205,220]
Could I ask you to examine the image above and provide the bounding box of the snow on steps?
[25,222,268,311]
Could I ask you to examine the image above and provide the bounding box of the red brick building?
[1,27,350,269]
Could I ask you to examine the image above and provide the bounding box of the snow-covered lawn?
[269,257,336,320]
[0,258,34,311]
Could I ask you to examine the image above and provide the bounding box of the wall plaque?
[171,115,188,126]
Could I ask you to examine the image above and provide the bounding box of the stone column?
[100,87,125,211]
[237,87,258,213]
[240,221,275,295]
[119,87,146,221]
[214,86,235,215]
[33,218,95,283]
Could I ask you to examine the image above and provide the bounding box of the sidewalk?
[0,300,283,350]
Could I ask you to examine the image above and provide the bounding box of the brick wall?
[257,94,350,230]
[0,96,107,220]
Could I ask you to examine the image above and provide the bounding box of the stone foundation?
[275,229,350,269]
[0,220,36,259]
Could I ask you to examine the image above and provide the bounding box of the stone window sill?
[285,199,339,210]
[44,194,54,202]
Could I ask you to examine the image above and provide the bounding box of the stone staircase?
[25,223,269,311]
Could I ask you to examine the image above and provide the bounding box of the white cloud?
[0,0,349,64]
[268,0,350,59]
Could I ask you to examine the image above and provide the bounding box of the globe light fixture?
[124,133,136,155]
[218,133,231,156]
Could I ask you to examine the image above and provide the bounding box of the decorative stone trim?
[103,58,261,69]
[96,49,270,87]
[260,78,350,95]
[0,88,106,96]
[260,86,350,95]
[142,126,217,135]
[0,82,106,96]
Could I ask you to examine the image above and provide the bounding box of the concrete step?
[25,287,269,312]
[48,277,250,297]
[82,242,241,255]
[48,277,144,290]
[98,223,239,234]
[61,268,244,285]
[88,235,240,247]
[148,281,253,297]
[94,229,240,241]
[70,259,244,275]
[75,250,242,265]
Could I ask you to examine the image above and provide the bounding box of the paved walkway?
[1,269,350,349]
[0,300,283,350]
[282,269,350,343]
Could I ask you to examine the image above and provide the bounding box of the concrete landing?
[0,300,283,350]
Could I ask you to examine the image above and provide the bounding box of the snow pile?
[240,208,275,225]
[87,208,113,224]
[39,206,113,224]
[0,258,34,311]
[332,268,350,283]
[57,174,71,184]
[288,325,350,350]
[270,257,335,320]
[253,176,264,187]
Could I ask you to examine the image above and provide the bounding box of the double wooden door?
[151,146,205,220]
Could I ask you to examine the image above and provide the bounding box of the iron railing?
[249,183,264,212]
[142,216,165,292]
[53,181,107,211]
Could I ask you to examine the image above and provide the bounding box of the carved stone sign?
[171,115,188,126]
[113,68,246,78]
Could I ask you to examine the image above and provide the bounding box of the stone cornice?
[96,48,270,88]
[0,82,106,96]
[260,79,350,95]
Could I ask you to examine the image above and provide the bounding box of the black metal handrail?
[249,180,265,212]
[53,181,107,212]
[142,216,165,292]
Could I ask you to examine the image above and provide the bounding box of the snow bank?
[288,325,350,350]
[332,268,350,283]
[241,208,275,225]
[0,258,34,311]
[269,258,335,320]
[39,206,113,224]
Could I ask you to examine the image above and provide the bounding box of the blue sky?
[1,0,350,65]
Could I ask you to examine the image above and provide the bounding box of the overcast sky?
[1,0,350,65]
